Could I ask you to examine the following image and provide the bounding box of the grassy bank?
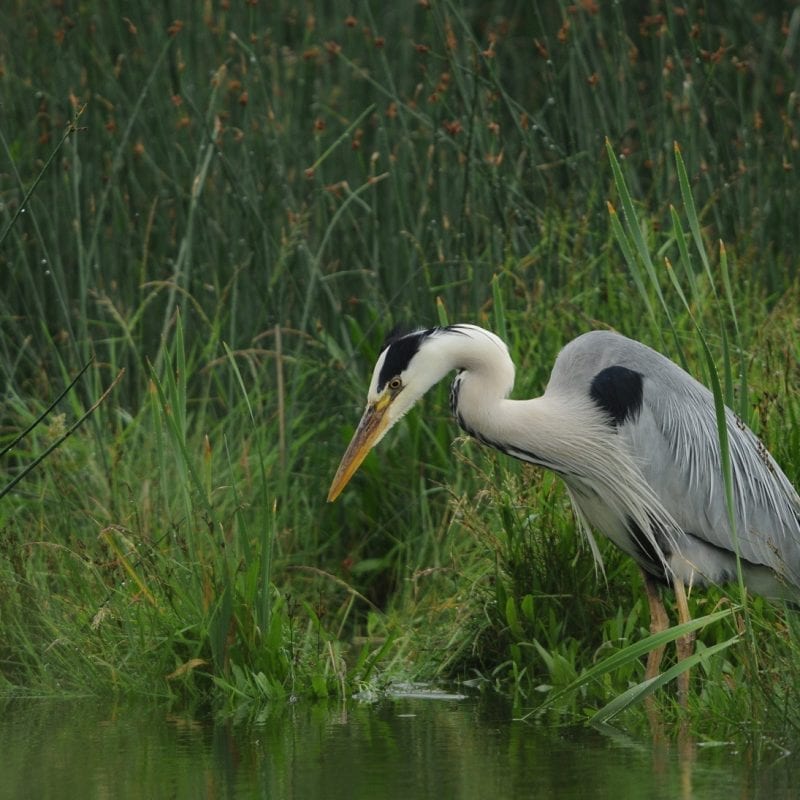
[1,0,799,737]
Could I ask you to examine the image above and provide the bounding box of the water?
[2,690,798,799]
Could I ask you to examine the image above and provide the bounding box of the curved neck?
[444,329,603,475]
[432,325,516,398]
[441,326,517,444]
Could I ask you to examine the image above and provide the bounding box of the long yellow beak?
[327,397,392,502]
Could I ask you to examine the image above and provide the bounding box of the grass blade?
[0,358,93,459]
[223,342,274,630]
[591,635,740,724]
[1,368,124,499]
[0,106,85,248]
[525,606,736,719]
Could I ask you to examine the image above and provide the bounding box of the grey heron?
[327,324,800,696]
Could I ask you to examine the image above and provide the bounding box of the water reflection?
[1,693,797,799]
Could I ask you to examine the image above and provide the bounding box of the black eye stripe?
[377,330,429,391]
[376,325,469,392]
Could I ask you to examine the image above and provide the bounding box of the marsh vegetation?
[1,0,799,743]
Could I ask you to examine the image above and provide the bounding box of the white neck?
[434,325,516,399]
[442,327,614,478]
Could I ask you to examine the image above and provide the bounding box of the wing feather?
[622,370,800,584]
[550,330,800,590]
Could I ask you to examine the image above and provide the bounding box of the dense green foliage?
[1,0,799,737]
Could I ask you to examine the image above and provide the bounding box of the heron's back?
[546,330,800,594]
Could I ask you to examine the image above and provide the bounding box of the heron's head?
[327,327,443,502]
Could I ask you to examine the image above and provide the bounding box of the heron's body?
[507,330,799,596]
[329,324,800,600]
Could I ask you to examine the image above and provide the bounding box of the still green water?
[1,689,797,799]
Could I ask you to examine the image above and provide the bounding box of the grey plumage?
[328,324,800,601]
[546,331,800,596]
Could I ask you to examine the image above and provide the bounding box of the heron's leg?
[672,577,695,708]
[642,570,669,680]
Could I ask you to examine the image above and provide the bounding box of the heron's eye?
[388,377,402,391]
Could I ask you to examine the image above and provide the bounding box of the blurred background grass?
[1,0,799,732]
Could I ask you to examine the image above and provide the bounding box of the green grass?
[1,0,799,739]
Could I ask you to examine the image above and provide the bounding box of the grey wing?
[621,371,800,586]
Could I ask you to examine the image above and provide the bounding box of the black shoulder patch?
[377,329,431,391]
[590,365,643,426]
